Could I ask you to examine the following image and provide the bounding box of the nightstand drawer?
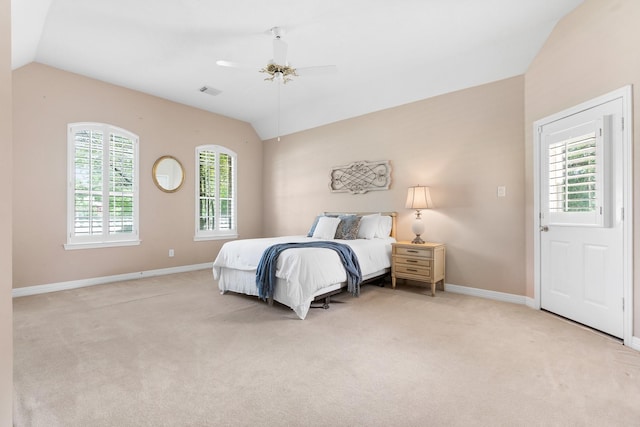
[394,264,431,278]
[395,257,431,268]
[395,246,432,258]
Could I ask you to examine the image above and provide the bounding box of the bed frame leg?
[323,295,331,309]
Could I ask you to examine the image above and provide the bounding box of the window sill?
[193,234,238,242]
[64,240,141,250]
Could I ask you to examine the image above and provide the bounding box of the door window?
[542,117,611,227]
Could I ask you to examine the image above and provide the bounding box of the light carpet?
[12,269,640,426]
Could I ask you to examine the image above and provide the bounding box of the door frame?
[532,85,633,346]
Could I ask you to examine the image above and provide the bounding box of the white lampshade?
[405,186,434,210]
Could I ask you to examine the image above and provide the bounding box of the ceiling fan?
[216,26,337,84]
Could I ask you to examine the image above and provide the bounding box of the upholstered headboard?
[323,212,397,239]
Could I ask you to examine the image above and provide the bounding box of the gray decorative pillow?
[335,215,362,240]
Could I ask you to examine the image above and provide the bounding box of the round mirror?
[152,155,185,193]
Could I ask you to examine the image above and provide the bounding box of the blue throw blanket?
[255,241,362,301]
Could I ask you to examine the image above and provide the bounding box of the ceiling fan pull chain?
[277,80,281,142]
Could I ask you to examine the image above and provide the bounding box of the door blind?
[542,115,610,227]
[548,132,597,214]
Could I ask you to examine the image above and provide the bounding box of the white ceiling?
[12,0,583,140]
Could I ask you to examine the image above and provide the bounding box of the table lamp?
[405,185,433,244]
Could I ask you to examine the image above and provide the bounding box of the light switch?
[497,186,506,198]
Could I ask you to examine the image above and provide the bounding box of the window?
[195,145,237,240]
[66,123,139,249]
[548,133,597,213]
[542,116,611,227]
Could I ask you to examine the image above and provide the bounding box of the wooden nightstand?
[391,241,446,296]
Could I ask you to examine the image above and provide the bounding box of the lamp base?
[411,215,426,245]
[411,235,425,244]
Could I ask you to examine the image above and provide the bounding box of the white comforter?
[212,236,395,318]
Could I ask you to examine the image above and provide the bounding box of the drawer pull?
[407,268,418,273]
[407,259,418,263]
[407,250,419,254]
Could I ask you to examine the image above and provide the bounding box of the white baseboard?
[444,283,528,305]
[631,336,640,352]
[12,263,213,298]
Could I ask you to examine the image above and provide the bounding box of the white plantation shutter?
[548,133,597,213]
[198,149,216,232]
[72,126,104,237]
[66,123,139,249]
[195,145,237,240]
[542,116,611,227]
[108,132,136,235]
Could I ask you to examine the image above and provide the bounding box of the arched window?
[195,145,238,240]
[65,123,139,249]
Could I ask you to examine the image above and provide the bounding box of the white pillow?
[312,216,341,239]
[357,213,380,239]
[375,215,393,238]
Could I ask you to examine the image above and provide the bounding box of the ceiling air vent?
[199,86,222,96]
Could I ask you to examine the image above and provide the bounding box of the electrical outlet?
[497,186,506,198]
[169,249,174,257]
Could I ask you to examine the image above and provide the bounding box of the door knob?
[540,225,549,232]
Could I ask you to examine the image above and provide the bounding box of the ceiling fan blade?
[216,60,245,69]
[295,65,338,76]
[273,38,288,65]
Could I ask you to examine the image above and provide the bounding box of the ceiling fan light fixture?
[260,63,297,83]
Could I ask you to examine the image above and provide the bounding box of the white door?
[539,97,624,338]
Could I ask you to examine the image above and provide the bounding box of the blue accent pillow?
[307,215,322,237]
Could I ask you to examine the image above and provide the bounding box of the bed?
[213,212,397,319]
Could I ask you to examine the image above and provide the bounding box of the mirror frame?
[152,155,185,193]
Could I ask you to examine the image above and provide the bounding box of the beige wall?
[524,0,640,335]
[263,76,526,295]
[12,63,264,288]
[0,0,12,422]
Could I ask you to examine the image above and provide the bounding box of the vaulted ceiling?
[12,0,583,140]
